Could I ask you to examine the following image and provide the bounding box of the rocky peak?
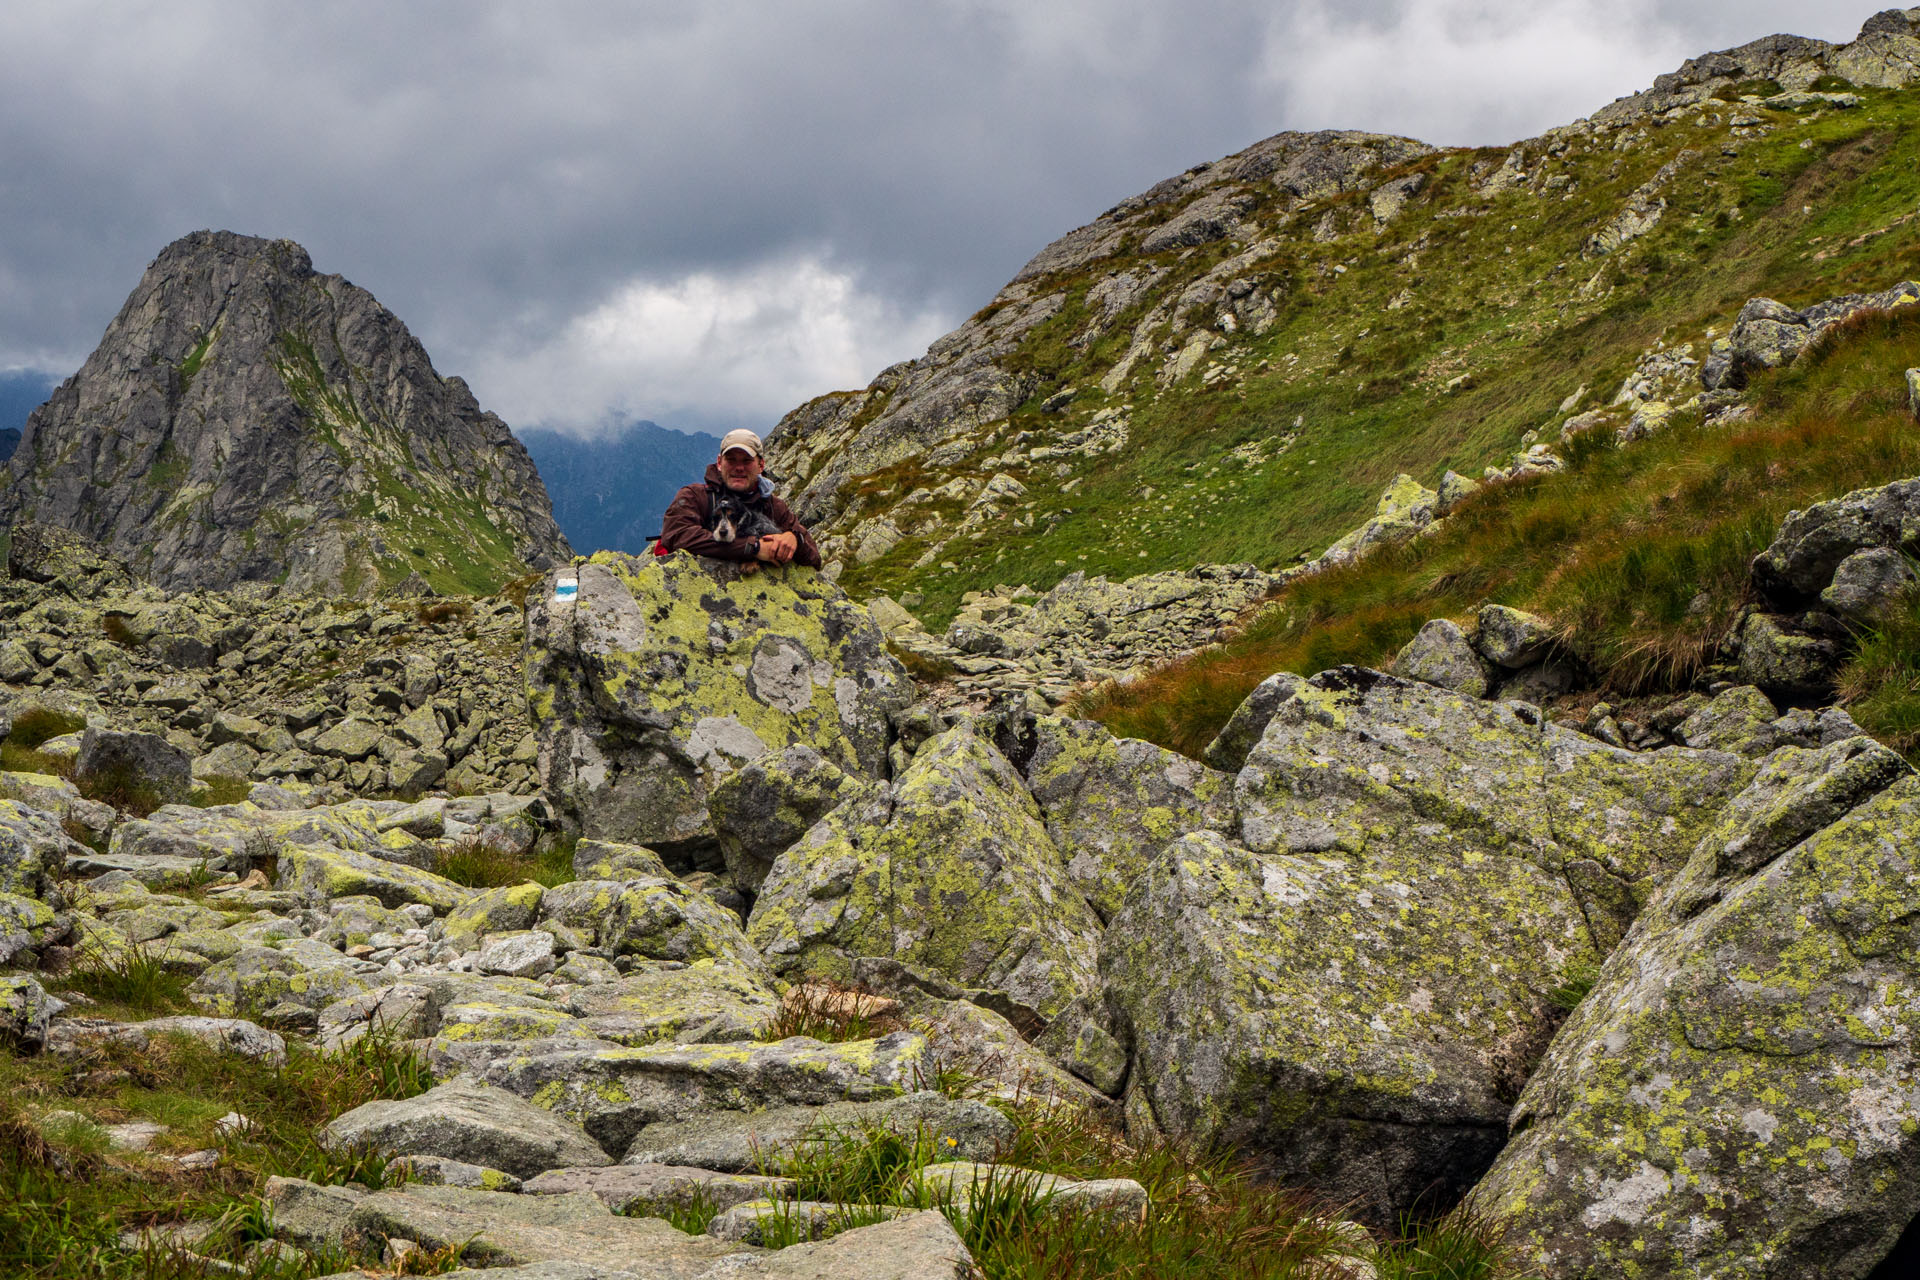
[764,128,1431,532]
[1601,7,1920,121]
[0,230,570,596]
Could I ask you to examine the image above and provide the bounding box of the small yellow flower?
[945,1137,958,1148]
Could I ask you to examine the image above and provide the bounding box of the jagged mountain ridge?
[517,420,722,555]
[0,231,571,595]
[766,8,1920,626]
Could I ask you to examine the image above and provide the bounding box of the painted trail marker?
[553,575,579,603]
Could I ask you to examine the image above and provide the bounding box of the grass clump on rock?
[759,979,907,1044]
[432,833,575,889]
[75,759,169,817]
[54,945,196,1019]
[0,706,84,776]
[1836,581,1920,756]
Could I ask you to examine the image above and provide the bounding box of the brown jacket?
[657,464,823,567]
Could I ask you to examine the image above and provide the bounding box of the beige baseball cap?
[719,429,764,459]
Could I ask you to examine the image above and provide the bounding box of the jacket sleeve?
[767,499,824,568]
[658,485,757,562]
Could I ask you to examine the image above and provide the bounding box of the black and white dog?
[709,486,783,545]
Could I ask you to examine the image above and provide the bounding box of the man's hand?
[756,531,799,564]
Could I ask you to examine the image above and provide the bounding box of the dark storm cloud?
[0,1,1892,434]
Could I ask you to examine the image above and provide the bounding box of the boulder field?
[514,553,1920,1270]
[5,550,1920,1274]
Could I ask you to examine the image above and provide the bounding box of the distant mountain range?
[517,421,724,555]
[0,371,56,462]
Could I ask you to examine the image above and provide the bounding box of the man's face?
[719,448,763,493]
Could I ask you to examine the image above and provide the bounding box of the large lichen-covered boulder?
[998,712,1237,921]
[1708,281,1920,393]
[1733,612,1839,698]
[0,891,58,966]
[747,724,1101,1019]
[74,728,193,808]
[540,877,769,977]
[1107,670,1750,1220]
[1823,545,1918,620]
[626,1091,1010,1175]
[523,1163,796,1215]
[1751,474,1920,601]
[0,974,65,1050]
[1201,671,1308,773]
[429,975,590,1057]
[1475,738,1920,1279]
[1236,668,1749,948]
[1105,826,1588,1224]
[188,943,379,1019]
[525,551,914,862]
[276,842,471,914]
[1391,618,1492,697]
[707,744,864,893]
[1314,473,1440,569]
[0,797,85,899]
[1671,684,1865,758]
[109,799,428,873]
[570,838,671,881]
[564,960,779,1047]
[1474,603,1555,668]
[318,974,587,1057]
[439,881,546,951]
[342,1183,745,1272]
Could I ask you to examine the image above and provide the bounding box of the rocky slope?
[10,14,1920,1279]
[3,505,1920,1273]
[0,231,570,596]
[767,9,1920,626]
[0,522,540,806]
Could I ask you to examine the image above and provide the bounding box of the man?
[657,429,823,568]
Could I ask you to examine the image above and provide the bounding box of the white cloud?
[1256,0,1679,146]
[1254,1,1885,146]
[471,253,953,436]
[0,0,1897,430]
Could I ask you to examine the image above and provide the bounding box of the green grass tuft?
[188,776,253,808]
[9,706,85,750]
[74,759,170,817]
[743,1096,1512,1276]
[54,945,197,1018]
[626,1187,726,1235]
[432,835,575,889]
[1836,582,1920,760]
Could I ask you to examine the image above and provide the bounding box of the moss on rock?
[1476,744,1920,1278]
[747,724,1100,1019]
[524,553,914,860]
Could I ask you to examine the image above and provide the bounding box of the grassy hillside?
[820,82,1920,628]
[1079,304,1920,759]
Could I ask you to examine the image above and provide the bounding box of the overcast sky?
[0,1,1892,438]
